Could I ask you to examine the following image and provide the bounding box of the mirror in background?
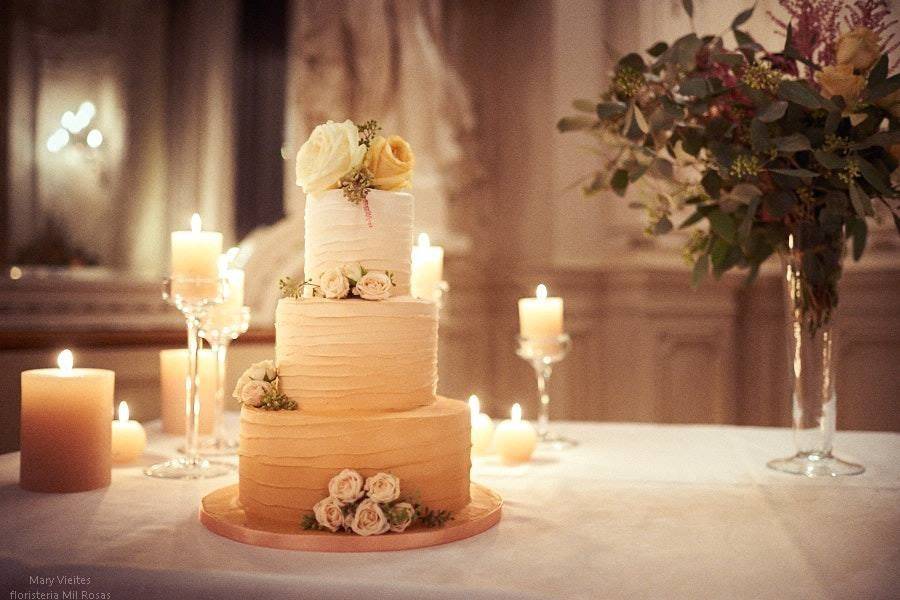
[2,0,288,283]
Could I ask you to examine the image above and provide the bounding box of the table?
[1,419,898,600]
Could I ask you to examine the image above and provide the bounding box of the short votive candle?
[111,401,147,464]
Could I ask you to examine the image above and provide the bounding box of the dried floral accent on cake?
[301,469,453,536]
[279,263,395,301]
[294,119,415,226]
[233,360,297,411]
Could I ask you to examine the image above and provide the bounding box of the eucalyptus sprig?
[414,504,454,528]
[301,514,326,531]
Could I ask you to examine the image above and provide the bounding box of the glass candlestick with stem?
[196,305,251,456]
[144,277,233,479]
[516,333,574,448]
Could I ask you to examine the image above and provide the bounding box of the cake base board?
[199,483,502,552]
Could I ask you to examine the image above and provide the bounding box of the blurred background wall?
[1,0,898,453]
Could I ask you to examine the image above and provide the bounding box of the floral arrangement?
[233,360,297,411]
[558,0,899,332]
[295,119,415,218]
[301,469,452,536]
[279,263,396,301]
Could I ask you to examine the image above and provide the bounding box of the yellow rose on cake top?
[363,135,414,190]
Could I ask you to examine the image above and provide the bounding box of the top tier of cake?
[304,189,414,296]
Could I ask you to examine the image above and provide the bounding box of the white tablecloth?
[1,419,898,600]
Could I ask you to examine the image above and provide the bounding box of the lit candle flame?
[468,394,480,424]
[417,232,430,248]
[190,213,202,233]
[226,246,241,262]
[535,284,548,300]
[118,401,130,423]
[57,349,74,371]
[511,402,522,422]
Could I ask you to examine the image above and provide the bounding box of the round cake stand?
[200,483,502,552]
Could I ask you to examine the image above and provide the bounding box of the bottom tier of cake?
[238,397,471,525]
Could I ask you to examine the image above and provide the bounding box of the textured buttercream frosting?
[304,189,414,296]
[276,297,438,412]
[238,397,471,524]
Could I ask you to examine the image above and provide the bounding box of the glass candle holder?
[515,333,575,448]
[195,305,252,456]
[144,276,233,479]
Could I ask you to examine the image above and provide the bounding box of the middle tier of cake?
[275,296,438,412]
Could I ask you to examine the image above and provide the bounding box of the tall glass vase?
[767,228,864,477]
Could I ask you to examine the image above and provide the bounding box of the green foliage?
[259,389,297,411]
[556,7,900,332]
[414,504,454,528]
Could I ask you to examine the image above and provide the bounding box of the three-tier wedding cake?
[234,120,471,533]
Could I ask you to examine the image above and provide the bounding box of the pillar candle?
[494,403,537,463]
[159,349,217,435]
[410,233,444,300]
[468,395,494,455]
[20,350,114,493]
[170,213,223,301]
[111,401,146,463]
[518,283,564,338]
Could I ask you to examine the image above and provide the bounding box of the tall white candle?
[170,213,223,301]
[410,233,444,300]
[20,350,114,492]
[518,283,564,338]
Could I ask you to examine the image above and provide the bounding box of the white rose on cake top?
[295,119,366,195]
